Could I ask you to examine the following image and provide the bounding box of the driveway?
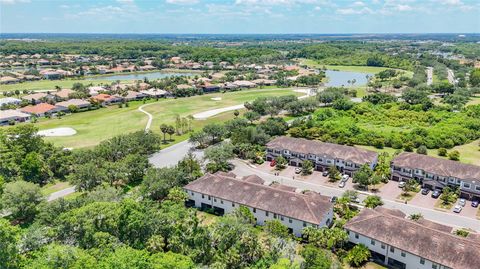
[377,180,403,200]
[410,191,437,209]
[148,140,204,168]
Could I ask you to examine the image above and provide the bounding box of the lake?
[85,71,196,81]
[325,70,373,87]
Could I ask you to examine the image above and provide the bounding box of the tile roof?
[392,152,480,181]
[184,172,333,224]
[0,110,31,120]
[344,208,480,269]
[54,89,75,99]
[266,136,378,165]
[20,103,56,114]
[55,99,91,108]
[21,92,48,101]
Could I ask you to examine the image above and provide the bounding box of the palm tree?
[160,124,168,143]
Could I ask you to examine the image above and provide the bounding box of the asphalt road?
[47,186,76,202]
[231,159,480,232]
[447,68,456,85]
[149,140,204,168]
[426,67,433,86]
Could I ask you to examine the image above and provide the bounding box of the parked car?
[330,196,337,203]
[322,171,329,177]
[338,181,346,188]
[421,188,430,195]
[270,160,276,167]
[453,205,462,213]
[458,198,466,207]
[398,181,406,188]
[471,200,479,207]
[341,174,349,182]
[294,167,302,174]
[431,190,441,198]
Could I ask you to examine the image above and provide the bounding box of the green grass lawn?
[467,96,480,106]
[41,181,72,196]
[27,88,301,148]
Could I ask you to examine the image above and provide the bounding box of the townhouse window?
[280,216,284,221]
[202,194,205,199]
[266,211,269,217]
[273,213,277,219]
[463,183,470,189]
[420,258,425,265]
[214,198,217,202]
[191,192,194,196]
[390,247,395,253]
[253,208,256,213]
[289,218,292,223]
[401,251,406,257]
[381,244,386,249]
[355,233,359,239]
[232,202,235,207]
[220,200,224,204]
[303,222,307,227]
[346,230,350,235]
[432,264,438,269]
[370,239,375,246]
[476,186,480,191]
[208,196,211,200]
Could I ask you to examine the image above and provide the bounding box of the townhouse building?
[391,152,480,200]
[265,136,378,176]
[344,208,480,269]
[183,172,334,236]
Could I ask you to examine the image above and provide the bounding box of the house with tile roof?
[20,103,61,117]
[184,172,334,236]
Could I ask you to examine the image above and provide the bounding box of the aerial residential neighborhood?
[1,0,480,269]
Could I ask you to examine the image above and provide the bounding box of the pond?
[84,71,196,81]
[325,70,373,87]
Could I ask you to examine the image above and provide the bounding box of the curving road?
[138,103,154,131]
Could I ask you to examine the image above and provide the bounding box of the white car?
[341,174,349,182]
[294,167,302,174]
[338,181,346,188]
[453,205,462,213]
[458,198,466,207]
[398,181,406,188]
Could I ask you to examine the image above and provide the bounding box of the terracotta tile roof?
[20,103,56,114]
[344,208,480,269]
[184,172,333,224]
[266,136,378,165]
[392,152,480,181]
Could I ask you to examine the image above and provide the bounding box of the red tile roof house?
[266,136,378,176]
[184,172,334,236]
[91,94,124,106]
[20,103,63,117]
[344,207,480,269]
[391,152,480,200]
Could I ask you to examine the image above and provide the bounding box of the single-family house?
[184,172,334,236]
[0,97,22,107]
[21,92,55,104]
[91,94,123,105]
[0,110,31,125]
[55,99,91,111]
[140,88,169,98]
[20,103,61,117]
[123,91,148,101]
[53,89,75,101]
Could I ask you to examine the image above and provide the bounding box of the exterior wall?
[186,190,333,237]
[346,230,451,269]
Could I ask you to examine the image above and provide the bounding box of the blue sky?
[1,0,479,33]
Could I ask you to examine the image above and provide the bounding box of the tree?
[20,151,52,185]
[448,150,460,161]
[204,142,235,173]
[141,167,186,201]
[166,186,189,203]
[363,195,383,208]
[150,251,195,269]
[300,244,332,269]
[301,160,313,175]
[345,244,371,267]
[203,123,226,143]
[0,219,21,269]
[244,111,260,123]
[440,186,458,206]
[275,156,287,170]
[166,125,175,141]
[1,180,44,221]
[469,68,480,86]
[231,205,256,225]
[409,213,423,221]
[24,244,96,269]
[352,164,374,190]
[416,145,428,155]
[189,131,209,148]
[264,220,289,238]
[328,166,341,182]
[68,162,108,191]
[302,227,348,249]
[160,124,169,143]
[233,110,240,118]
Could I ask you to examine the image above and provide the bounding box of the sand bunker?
[38,127,77,137]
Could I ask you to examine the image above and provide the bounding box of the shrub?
[416,145,428,155]
[448,150,460,161]
[437,148,447,156]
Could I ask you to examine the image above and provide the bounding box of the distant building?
[184,172,334,236]
[140,88,169,98]
[0,110,31,125]
[266,136,378,176]
[345,207,480,269]
[21,92,55,104]
[0,97,21,107]
[55,99,91,110]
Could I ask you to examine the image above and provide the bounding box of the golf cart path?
[193,88,315,120]
[138,103,153,131]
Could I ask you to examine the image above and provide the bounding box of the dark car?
[472,200,479,208]
[322,171,329,177]
[431,190,441,198]
[330,196,338,203]
[421,188,430,195]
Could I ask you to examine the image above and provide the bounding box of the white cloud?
[0,0,30,4]
[352,1,365,7]
[117,0,134,3]
[336,7,373,15]
[166,0,199,4]
[395,4,412,11]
